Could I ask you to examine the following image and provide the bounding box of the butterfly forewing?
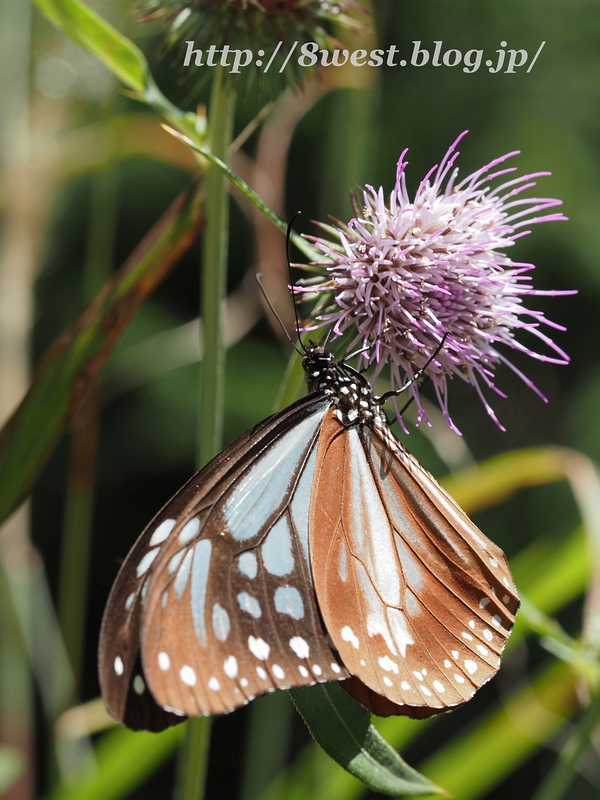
[310,410,518,715]
[100,396,348,726]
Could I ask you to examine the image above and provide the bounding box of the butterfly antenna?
[286,211,307,353]
[255,273,301,354]
[379,332,449,404]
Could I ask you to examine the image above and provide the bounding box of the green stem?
[57,166,117,698]
[175,66,235,800]
[197,66,236,466]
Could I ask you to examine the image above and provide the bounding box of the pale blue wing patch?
[223,411,325,542]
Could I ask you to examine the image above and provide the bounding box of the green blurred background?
[1,0,600,798]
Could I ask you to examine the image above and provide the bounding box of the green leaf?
[45,725,181,800]
[33,0,147,93]
[0,746,24,795]
[0,182,204,524]
[441,447,568,515]
[290,683,445,797]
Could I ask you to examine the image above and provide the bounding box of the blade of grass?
[177,66,235,800]
[0,180,204,524]
[43,725,182,800]
[58,163,118,701]
[530,692,600,800]
[418,659,578,800]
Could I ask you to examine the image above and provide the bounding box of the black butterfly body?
[99,344,518,731]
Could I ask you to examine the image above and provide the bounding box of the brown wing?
[99,395,348,729]
[309,410,519,716]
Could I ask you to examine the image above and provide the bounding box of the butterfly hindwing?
[310,410,519,715]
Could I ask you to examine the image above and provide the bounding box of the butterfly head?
[303,344,384,427]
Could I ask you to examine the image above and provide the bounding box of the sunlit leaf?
[33,0,147,93]
[290,683,445,797]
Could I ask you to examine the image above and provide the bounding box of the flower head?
[138,0,366,97]
[300,132,573,432]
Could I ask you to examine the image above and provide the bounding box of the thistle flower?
[301,131,573,432]
[137,0,366,97]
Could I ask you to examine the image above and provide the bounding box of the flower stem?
[197,66,236,467]
[175,65,235,800]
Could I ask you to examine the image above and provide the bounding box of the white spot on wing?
[256,666,267,679]
[341,626,359,649]
[272,665,285,680]
[274,586,304,619]
[125,592,135,611]
[443,659,451,668]
[191,540,212,645]
[237,552,258,579]
[174,550,193,599]
[262,516,295,576]
[331,663,341,674]
[137,548,160,577]
[158,652,170,671]
[180,665,197,686]
[477,645,489,655]
[168,550,186,574]
[464,660,478,675]
[114,656,124,675]
[454,674,465,683]
[383,676,393,687]
[483,629,493,641]
[492,615,502,627]
[312,665,322,676]
[401,681,411,690]
[133,675,145,694]
[298,665,309,677]
[248,636,270,660]
[208,677,220,691]
[433,680,445,692]
[150,519,176,546]
[462,632,473,641]
[289,636,309,659]
[237,592,262,618]
[378,656,399,673]
[419,685,432,697]
[179,517,200,544]
[212,603,231,641]
[479,597,490,608]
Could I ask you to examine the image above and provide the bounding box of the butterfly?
[99,338,519,731]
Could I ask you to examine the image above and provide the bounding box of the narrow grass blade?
[0,181,204,524]
[44,726,181,800]
[418,660,578,800]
